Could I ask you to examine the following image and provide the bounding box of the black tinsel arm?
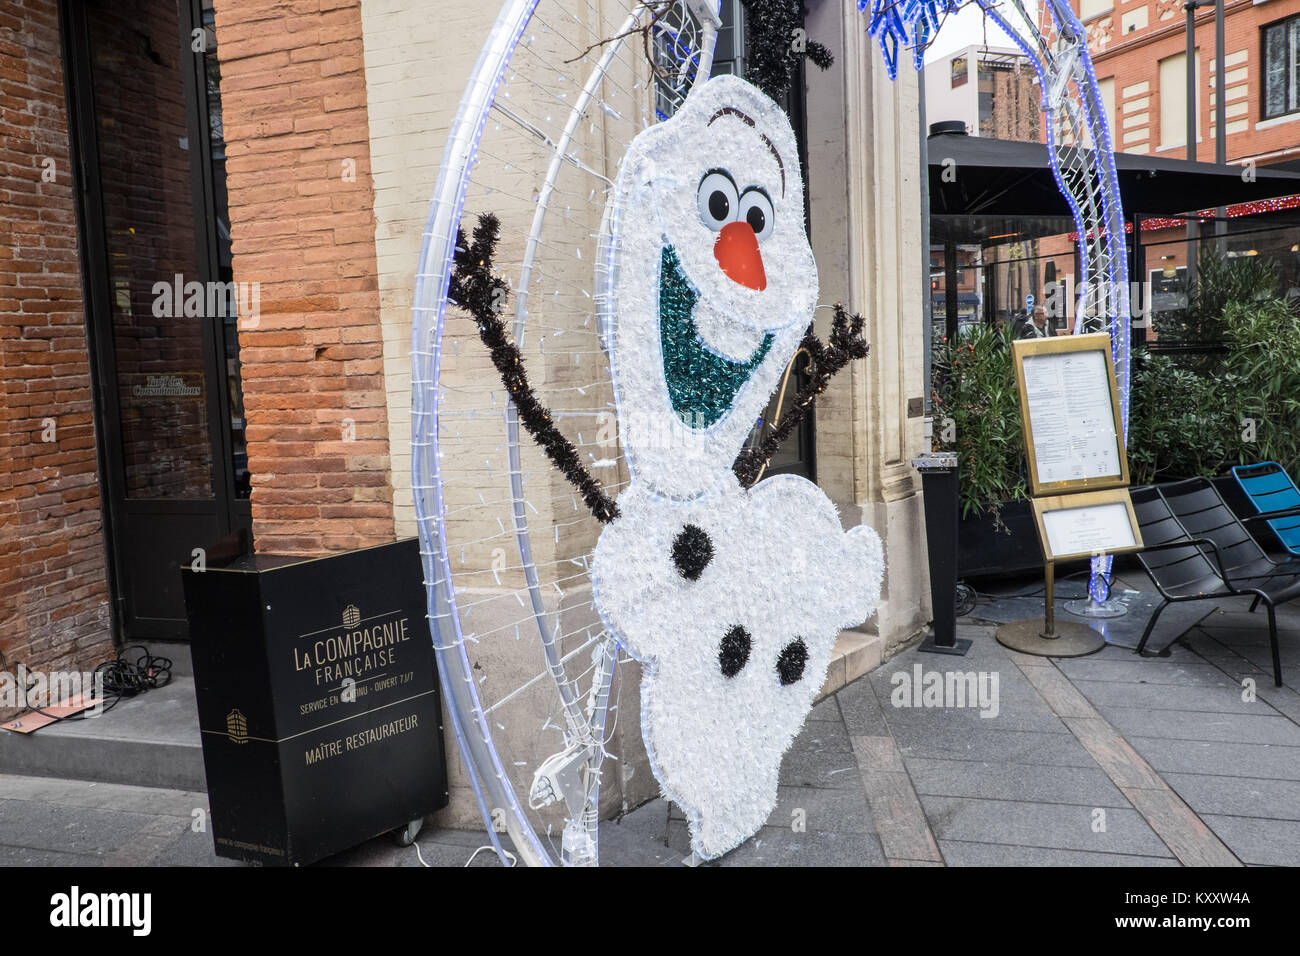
[449,213,620,524]
[732,304,869,489]
[739,0,833,101]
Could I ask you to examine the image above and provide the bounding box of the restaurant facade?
[1,0,932,819]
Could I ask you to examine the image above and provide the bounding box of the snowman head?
[602,75,817,499]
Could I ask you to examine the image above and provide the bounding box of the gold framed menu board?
[1012,333,1130,496]
[1030,489,1144,563]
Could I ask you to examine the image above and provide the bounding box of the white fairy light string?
[414,0,719,867]
[864,0,1132,607]
[413,0,1131,867]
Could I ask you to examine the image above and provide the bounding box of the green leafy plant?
[1153,247,1280,350]
[1128,351,1245,484]
[1132,249,1298,483]
[1222,295,1300,477]
[931,248,1300,510]
[932,323,1027,519]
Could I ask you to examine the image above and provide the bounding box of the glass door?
[63,0,250,639]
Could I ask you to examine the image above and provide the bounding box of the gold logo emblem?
[226,709,248,745]
[342,604,360,627]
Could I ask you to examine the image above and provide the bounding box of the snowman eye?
[696,169,737,231]
[738,188,775,243]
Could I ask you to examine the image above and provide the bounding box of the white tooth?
[692,296,767,361]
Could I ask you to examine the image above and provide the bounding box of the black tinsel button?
[719,625,752,678]
[776,639,808,686]
[671,524,714,581]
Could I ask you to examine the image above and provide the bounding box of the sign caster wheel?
[393,817,424,847]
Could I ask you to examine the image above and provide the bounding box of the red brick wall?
[0,0,113,716]
[1078,0,1300,164]
[212,0,394,554]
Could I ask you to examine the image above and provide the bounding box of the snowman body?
[590,75,884,860]
[592,474,881,859]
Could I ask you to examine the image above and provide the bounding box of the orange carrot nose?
[713,221,766,291]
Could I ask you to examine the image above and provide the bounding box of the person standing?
[1015,305,1053,338]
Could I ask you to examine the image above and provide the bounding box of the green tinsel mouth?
[658,245,773,430]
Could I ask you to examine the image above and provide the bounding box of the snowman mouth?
[658,245,773,430]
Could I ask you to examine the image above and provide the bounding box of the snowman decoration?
[454,75,883,862]
[589,76,883,860]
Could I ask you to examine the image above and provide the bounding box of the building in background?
[924,44,1041,141]
[933,0,1300,340]
[924,44,1045,334]
[1061,0,1300,297]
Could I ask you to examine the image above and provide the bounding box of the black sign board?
[182,538,448,866]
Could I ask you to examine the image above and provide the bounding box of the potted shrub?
[1132,249,1299,485]
[932,323,1039,576]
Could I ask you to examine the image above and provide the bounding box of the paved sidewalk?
[606,573,1300,867]
[3,574,1297,866]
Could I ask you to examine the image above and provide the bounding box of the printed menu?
[1040,499,1138,560]
[1021,348,1121,487]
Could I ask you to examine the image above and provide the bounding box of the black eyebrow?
[700,166,736,187]
[706,107,786,195]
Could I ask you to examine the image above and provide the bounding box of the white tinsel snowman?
[591,75,884,861]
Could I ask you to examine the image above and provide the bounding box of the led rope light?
[862,0,1131,607]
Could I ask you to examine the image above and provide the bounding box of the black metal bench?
[1132,478,1300,686]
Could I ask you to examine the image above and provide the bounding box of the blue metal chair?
[1231,462,1300,557]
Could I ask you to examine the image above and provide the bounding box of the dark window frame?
[1261,12,1300,121]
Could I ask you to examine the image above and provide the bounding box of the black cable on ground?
[0,644,173,724]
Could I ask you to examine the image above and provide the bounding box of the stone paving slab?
[0,844,104,866]
[764,784,874,833]
[1097,702,1300,749]
[807,696,843,722]
[1161,772,1300,821]
[1099,706,1300,746]
[938,840,1180,867]
[1069,679,1270,713]
[0,799,164,860]
[905,758,1130,808]
[835,676,892,736]
[1199,625,1300,648]
[874,700,1068,735]
[778,744,862,790]
[918,795,1174,858]
[1056,658,1238,687]
[888,723,1100,767]
[1198,815,1300,867]
[665,818,887,867]
[1125,737,1300,781]
[0,773,206,816]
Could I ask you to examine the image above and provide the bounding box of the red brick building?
[1,0,114,703]
[1,0,396,717]
[1062,0,1300,294]
[0,0,934,808]
[1080,0,1300,165]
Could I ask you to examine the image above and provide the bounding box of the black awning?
[928,133,1300,218]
